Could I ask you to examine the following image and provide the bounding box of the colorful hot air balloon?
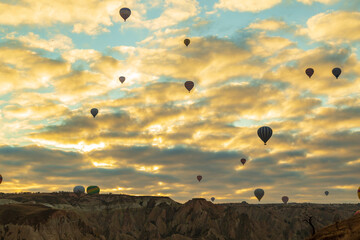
[357,187,360,200]
[0,174,2,184]
[119,8,131,22]
[305,68,314,78]
[332,68,341,79]
[91,108,98,118]
[73,186,85,197]
[354,210,360,216]
[197,175,202,182]
[87,186,100,195]
[282,196,289,204]
[325,191,329,196]
[119,76,125,84]
[211,197,215,202]
[184,81,194,92]
[257,126,272,145]
[254,189,264,201]
[184,38,190,47]
[241,158,246,165]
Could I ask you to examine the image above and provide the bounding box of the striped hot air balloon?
[257,126,272,145]
[87,186,100,195]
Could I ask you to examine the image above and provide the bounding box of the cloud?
[214,0,282,13]
[4,32,73,51]
[297,0,339,5]
[247,19,288,31]
[297,11,360,43]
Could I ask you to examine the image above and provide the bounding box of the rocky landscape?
[0,192,359,240]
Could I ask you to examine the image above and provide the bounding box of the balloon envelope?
[0,174,2,184]
[332,68,341,79]
[254,189,264,201]
[184,38,190,47]
[73,186,85,196]
[119,8,131,21]
[358,187,360,200]
[305,68,314,78]
[185,81,194,92]
[325,191,329,196]
[87,186,100,195]
[282,196,289,204]
[355,210,360,216]
[257,126,272,145]
[241,158,246,165]
[211,197,215,202]
[197,175,202,182]
[91,108,98,118]
[119,76,125,84]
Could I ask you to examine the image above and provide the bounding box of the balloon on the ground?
[119,76,126,84]
[184,39,190,47]
[325,191,329,196]
[185,81,194,92]
[305,68,314,78]
[257,126,273,145]
[91,108,98,118]
[197,175,202,182]
[355,210,360,216]
[254,188,264,201]
[332,68,341,79]
[73,186,85,197]
[120,8,131,21]
[241,158,246,165]
[211,197,215,202]
[282,196,289,204]
[87,186,100,195]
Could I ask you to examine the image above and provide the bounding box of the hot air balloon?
[354,210,360,216]
[241,158,246,165]
[211,197,215,202]
[332,68,341,79]
[91,108,98,118]
[184,38,190,47]
[254,188,264,201]
[357,187,360,200]
[119,76,125,84]
[305,68,314,78]
[73,186,85,197]
[0,174,2,184]
[119,8,131,22]
[185,81,194,92]
[282,196,289,204]
[325,191,329,196]
[197,175,202,182]
[257,126,272,145]
[87,186,100,195]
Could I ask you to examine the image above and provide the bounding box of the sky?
[0,0,359,204]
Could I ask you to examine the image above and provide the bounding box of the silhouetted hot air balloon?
[357,187,360,200]
[241,158,246,165]
[332,68,341,79]
[185,81,194,92]
[0,174,2,184]
[254,189,264,201]
[211,197,215,202]
[119,76,125,84]
[91,108,98,118]
[197,175,202,182]
[305,68,314,78]
[257,126,272,145]
[119,8,131,22]
[73,186,85,197]
[87,186,100,195]
[282,196,289,204]
[184,38,190,47]
[325,191,329,196]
